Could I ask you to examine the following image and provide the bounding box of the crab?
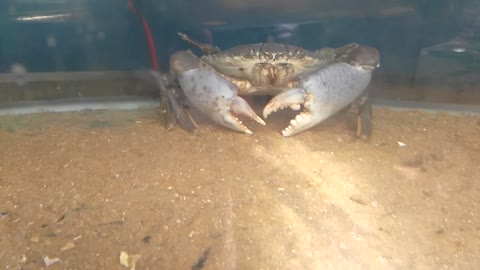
[152,33,380,138]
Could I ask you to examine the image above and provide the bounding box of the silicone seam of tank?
[0,97,159,116]
[0,98,478,117]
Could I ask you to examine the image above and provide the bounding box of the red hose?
[127,0,159,70]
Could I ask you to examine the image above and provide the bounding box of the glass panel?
[1,1,478,269]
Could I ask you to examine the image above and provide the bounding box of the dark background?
[0,0,479,103]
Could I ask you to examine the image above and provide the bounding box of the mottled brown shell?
[199,42,342,93]
[202,43,337,82]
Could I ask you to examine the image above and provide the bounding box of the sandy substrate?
[0,106,479,269]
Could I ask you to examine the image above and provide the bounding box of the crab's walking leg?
[177,32,220,54]
[151,70,198,132]
[346,89,372,140]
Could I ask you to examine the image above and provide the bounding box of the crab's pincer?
[263,46,380,137]
[171,50,265,134]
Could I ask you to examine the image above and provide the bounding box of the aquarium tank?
[0,0,479,269]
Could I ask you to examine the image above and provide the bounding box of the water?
[0,1,479,269]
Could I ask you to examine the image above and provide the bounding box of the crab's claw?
[177,68,265,134]
[171,50,265,134]
[263,46,379,136]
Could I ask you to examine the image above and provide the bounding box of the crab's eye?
[261,52,274,60]
[274,53,285,61]
[292,49,306,59]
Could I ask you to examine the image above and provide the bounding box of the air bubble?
[46,35,57,47]
[10,63,28,86]
[97,31,106,40]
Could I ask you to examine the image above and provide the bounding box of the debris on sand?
[120,251,141,270]
[60,241,76,251]
[43,256,60,267]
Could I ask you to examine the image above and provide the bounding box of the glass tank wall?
[0,0,479,269]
